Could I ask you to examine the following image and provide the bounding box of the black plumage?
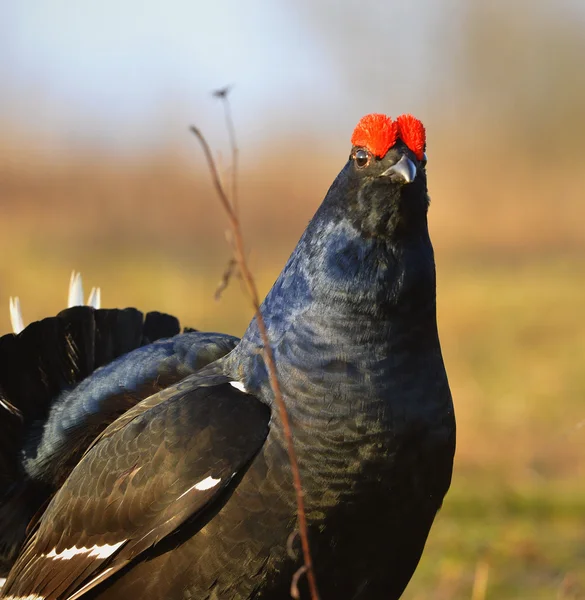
[1,113,455,599]
[0,308,237,576]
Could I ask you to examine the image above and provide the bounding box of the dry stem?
[212,85,239,216]
[471,558,490,600]
[190,103,319,600]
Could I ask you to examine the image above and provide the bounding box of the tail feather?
[0,306,181,473]
[67,271,84,308]
[0,319,69,426]
[0,305,187,575]
[0,480,49,576]
[8,297,24,335]
[142,311,181,344]
[87,287,101,309]
[91,308,144,366]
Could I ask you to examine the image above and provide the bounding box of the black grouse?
[0,113,455,600]
[0,293,238,576]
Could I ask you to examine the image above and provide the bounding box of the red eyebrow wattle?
[396,114,426,160]
[351,114,398,158]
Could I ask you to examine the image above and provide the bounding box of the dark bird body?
[0,308,238,575]
[1,114,455,600]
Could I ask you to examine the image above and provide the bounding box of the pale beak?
[382,155,417,184]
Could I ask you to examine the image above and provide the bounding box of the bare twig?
[190,95,319,600]
[557,573,582,599]
[290,565,309,599]
[286,529,300,560]
[214,257,237,300]
[471,558,489,600]
[212,85,239,216]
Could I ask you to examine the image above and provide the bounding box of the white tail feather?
[87,287,101,309]
[68,271,84,308]
[9,297,24,334]
[7,273,101,337]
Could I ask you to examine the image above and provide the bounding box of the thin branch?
[212,85,239,216]
[214,256,237,301]
[471,558,489,600]
[290,565,309,599]
[286,529,300,560]
[190,101,319,600]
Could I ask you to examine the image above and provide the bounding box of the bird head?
[341,113,428,239]
[234,112,435,373]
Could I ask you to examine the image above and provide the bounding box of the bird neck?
[229,214,440,399]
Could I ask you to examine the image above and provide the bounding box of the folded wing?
[2,376,270,600]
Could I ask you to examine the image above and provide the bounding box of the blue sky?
[1,1,453,151]
[2,1,583,153]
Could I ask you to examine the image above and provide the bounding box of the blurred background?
[1,1,584,597]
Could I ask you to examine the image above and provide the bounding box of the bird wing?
[0,306,183,486]
[0,305,237,575]
[2,375,270,600]
[27,330,239,487]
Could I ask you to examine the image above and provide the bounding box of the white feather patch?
[195,475,221,490]
[3,594,45,600]
[0,577,6,589]
[0,398,18,415]
[45,540,125,561]
[68,271,84,308]
[177,475,222,501]
[67,567,115,600]
[229,381,247,393]
[9,297,24,334]
[87,287,101,309]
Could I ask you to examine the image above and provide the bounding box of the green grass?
[406,483,585,599]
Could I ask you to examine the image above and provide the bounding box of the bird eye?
[420,152,427,168]
[354,149,370,168]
